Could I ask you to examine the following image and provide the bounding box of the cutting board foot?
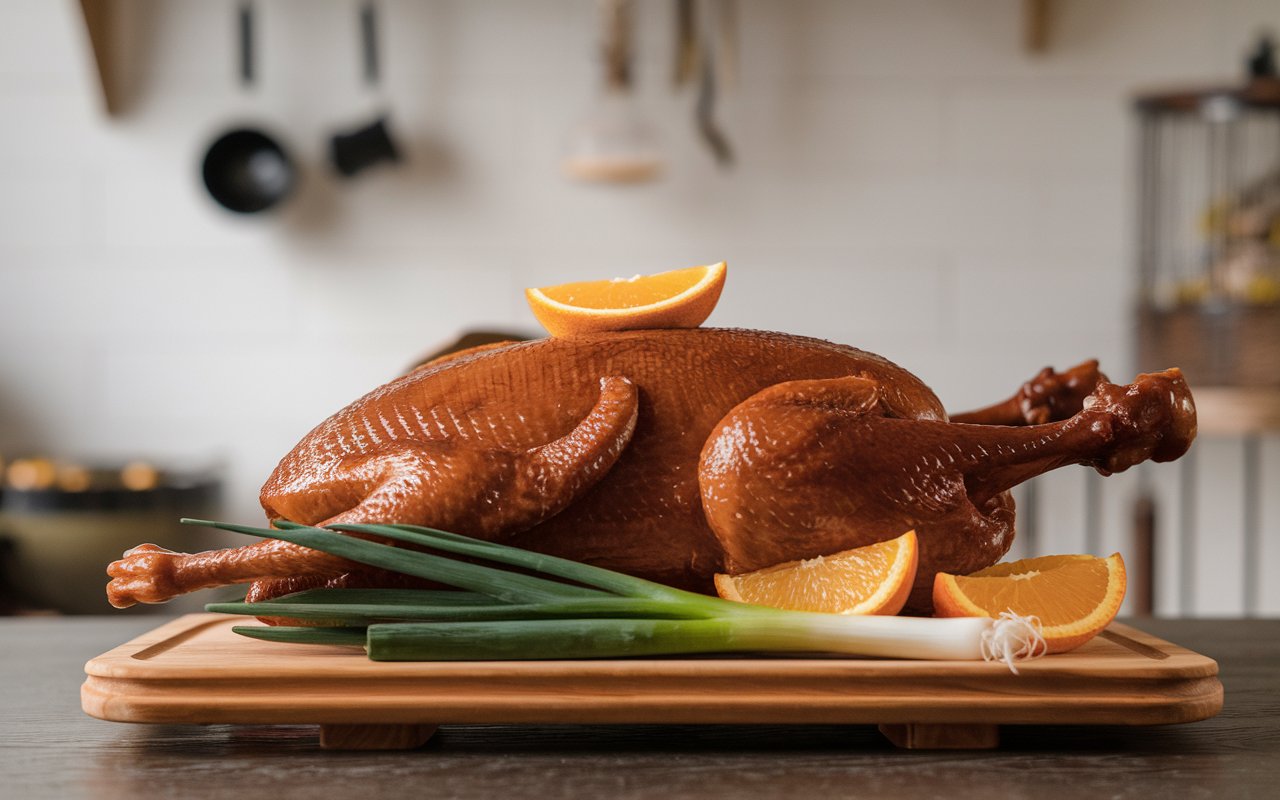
[319,723,438,750]
[878,723,999,749]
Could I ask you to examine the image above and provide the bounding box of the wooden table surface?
[2,617,1277,799]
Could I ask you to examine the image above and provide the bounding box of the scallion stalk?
[365,615,995,662]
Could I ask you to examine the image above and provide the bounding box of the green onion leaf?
[183,518,607,604]
[231,625,367,647]
[316,521,711,605]
[208,596,706,624]
[262,588,503,607]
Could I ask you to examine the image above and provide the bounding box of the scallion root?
[980,611,1047,673]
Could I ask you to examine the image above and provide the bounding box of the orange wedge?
[932,553,1127,653]
[526,261,726,337]
[714,531,918,615]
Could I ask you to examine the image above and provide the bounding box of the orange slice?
[526,261,726,337]
[714,531,918,615]
[932,553,1126,653]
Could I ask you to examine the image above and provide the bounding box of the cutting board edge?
[80,614,1225,729]
[81,674,1223,727]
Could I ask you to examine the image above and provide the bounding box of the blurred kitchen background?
[1,0,1278,618]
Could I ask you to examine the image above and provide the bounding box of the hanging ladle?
[199,1,297,214]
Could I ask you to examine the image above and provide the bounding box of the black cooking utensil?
[329,1,402,178]
[200,2,297,214]
[331,116,399,177]
[201,128,294,213]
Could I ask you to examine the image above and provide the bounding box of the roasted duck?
[107,329,1195,612]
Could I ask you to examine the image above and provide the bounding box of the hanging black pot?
[200,2,297,214]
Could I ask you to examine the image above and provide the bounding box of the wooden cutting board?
[82,614,1222,751]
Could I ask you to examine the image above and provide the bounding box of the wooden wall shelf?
[1191,387,1280,435]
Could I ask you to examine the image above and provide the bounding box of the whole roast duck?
[107,328,1196,613]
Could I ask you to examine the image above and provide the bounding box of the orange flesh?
[540,267,708,309]
[933,553,1126,653]
[947,557,1110,627]
[715,531,917,615]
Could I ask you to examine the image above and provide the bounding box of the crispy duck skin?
[107,329,1196,613]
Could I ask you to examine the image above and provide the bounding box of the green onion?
[231,625,367,647]
[291,520,692,602]
[364,616,998,662]
[258,588,505,607]
[190,519,1042,667]
[206,596,709,624]
[188,519,607,604]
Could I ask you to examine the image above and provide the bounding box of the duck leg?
[106,377,638,607]
[699,368,1195,611]
[949,360,1105,426]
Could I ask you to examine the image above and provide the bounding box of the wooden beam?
[1024,0,1050,54]
[77,0,121,115]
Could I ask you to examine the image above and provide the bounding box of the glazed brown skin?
[107,329,1197,613]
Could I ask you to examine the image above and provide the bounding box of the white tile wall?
[1,0,1277,615]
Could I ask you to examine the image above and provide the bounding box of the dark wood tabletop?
[2,617,1277,799]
